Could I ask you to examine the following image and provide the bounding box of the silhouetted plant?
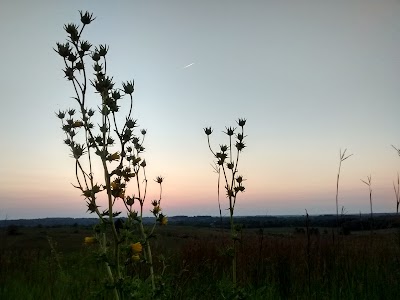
[55,11,166,299]
[304,210,311,294]
[335,149,353,231]
[392,146,400,214]
[394,173,400,214]
[361,175,374,234]
[204,118,247,285]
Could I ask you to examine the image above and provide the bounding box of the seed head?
[235,141,246,151]
[122,80,135,95]
[224,126,235,136]
[56,110,65,119]
[112,90,121,100]
[126,196,134,206]
[91,52,101,62]
[140,160,147,168]
[155,176,164,184]
[64,23,79,42]
[63,67,74,80]
[80,40,92,52]
[75,61,84,70]
[79,10,95,25]
[67,53,77,62]
[237,118,246,127]
[86,201,99,213]
[97,44,109,57]
[107,152,120,162]
[236,133,244,141]
[236,175,244,184]
[54,42,71,58]
[125,118,137,129]
[204,127,213,136]
[87,109,95,117]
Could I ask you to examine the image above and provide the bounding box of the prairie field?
[1,221,400,299]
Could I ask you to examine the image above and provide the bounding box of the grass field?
[1,224,400,299]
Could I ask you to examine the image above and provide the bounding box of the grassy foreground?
[1,224,400,299]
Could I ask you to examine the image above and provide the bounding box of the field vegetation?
[1,222,400,299]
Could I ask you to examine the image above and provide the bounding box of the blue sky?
[1,0,400,219]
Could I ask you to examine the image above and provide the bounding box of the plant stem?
[139,221,155,291]
[102,233,120,300]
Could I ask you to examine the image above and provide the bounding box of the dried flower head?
[107,152,120,162]
[54,42,71,58]
[155,176,164,184]
[122,80,134,95]
[224,126,235,136]
[97,44,109,57]
[126,196,134,206]
[237,118,246,127]
[204,127,213,136]
[79,10,95,25]
[56,110,66,119]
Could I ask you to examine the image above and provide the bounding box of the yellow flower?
[131,242,142,254]
[84,236,96,244]
[160,216,168,226]
[131,254,140,262]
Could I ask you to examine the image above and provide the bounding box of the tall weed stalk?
[361,175,373,235]
[335,149,353,233]
[55,11,166,299]
[204,119,247,285]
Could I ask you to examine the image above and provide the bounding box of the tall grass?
[361,175,374,234]
[335,149,353,232]
[2,226,400,299]
[394,173,400,214]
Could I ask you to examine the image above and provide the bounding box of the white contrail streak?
[183,62,195,69]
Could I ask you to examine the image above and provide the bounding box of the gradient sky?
[1,0,400,219]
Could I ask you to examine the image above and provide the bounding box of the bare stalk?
[394,173,400,214]
[335,149,353,231]
[361,175,373,234]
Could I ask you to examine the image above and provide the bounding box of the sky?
[1,0,400,219]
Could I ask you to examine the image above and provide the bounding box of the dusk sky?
[1,0,400,219]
